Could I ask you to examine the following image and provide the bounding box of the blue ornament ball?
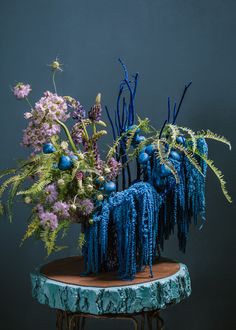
[145,144,156,155]
[128,125,141,134]
[104,181,116,194]
[169,150,181,161]
[134,135,146,144]
[58,155,73,171]
[43,143,56,154]
[158,164,172,177]
[138,152,149,164]
[176,136,186,145]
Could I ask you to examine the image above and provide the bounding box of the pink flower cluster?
[22,91,69,152]
[13,83,31,99]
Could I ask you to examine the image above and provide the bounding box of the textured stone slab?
[31,257,191,315]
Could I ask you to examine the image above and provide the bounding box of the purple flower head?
[13,83,31,99]
[77,199,94,216]
[88,104,102,122]
[65,96,85,122]
[39,211,58,231]
[22,91,69,152]
[106,157,122,180]
[75,171,84,181]
[52,201,70,218]
[45,184,58,203]
[71,123,83,145]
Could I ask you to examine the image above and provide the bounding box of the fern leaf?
[195,150,232,203]
[21,217,40,245]
[0,175,21,198]
[196,129,231,150]
[17,177,52,196]
[0,168,17,180]
[78,232,86,249]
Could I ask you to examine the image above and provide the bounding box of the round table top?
[40,256,180,287]
[31,256,191,315]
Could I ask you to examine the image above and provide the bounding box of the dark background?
[0,0,235,329]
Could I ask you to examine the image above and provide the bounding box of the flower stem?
[52,71,57,94]
[25,97,33,109]
[55,119,77,153]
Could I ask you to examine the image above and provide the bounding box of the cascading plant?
[0,59,232,279]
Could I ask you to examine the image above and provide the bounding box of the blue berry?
[43,143,56,154]
[169,150,181,161]
[138,152,149,164]
[58,155,73,171]
[104,181,116,194]
[176,136,186,145]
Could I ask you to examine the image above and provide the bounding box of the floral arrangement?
[0,59,232,279]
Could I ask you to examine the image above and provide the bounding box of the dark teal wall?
[0,0,235,329]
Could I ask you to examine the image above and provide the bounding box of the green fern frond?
[17,177,52,196]
[196,129,231,150]
[0,175,21,199]
[173,142,204,176]
[195,150,232,203]
[179,126,197,152]
[21,217,40,245]
[40,221,69,256]
[165,124,180,145]
[78,232,86,249]
[0,168,17,180]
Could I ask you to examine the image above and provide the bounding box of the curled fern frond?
[195,150,232,203]
[196,129,231,150]
[173,142,204,177]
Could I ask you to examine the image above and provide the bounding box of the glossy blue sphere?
[158,164,172,177]
[134,135,146,144]
[43,143,56,154]
[128,125,141,134]
[138,152,149,164]
[104,181,116,194]
[58,155,73,171]
[176,136,186,145]
[145,144,156,155]
[169,150,181,161]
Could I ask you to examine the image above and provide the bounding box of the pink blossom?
[13,83,31,99]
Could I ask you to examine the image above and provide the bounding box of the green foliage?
[40,220,69,256]
[21,216,40,245]
[78,232,86,249]
[196,129,231,150]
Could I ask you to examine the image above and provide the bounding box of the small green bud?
[70,204,77,211]
[57,179,65,187]
[24,196,32,204]
[88,219,94,225]
[97,176,105,183]
[60,141,68,150]
[104,167,111,174]
[77,153,85,160]
[96,194,104,201]
[87,184,93,192]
